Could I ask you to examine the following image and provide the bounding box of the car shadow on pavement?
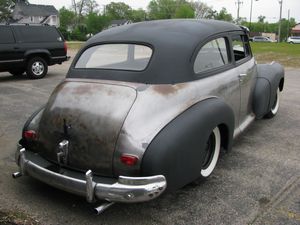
[0,74,28,82]
[0,72,62,83]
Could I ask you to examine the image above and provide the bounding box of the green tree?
[70,0,99,25]
[0,0,14,22]
[215,7,233,22]
[242,17,297,41]
[279,18,297,41]
[84,0,99,14]
[59,7,76,30]
[106,2,132,20]
[71,24,87,41]
[148,0,195,20]
[174,3,194,18]
[86,13,109,34]
[148,0,177,19]
[258,15,266,23]
[191,1,216,19]
[130,8,146,22]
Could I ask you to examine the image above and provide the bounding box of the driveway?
[0,57,299,225]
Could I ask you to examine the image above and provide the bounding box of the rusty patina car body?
[13,19,284,213]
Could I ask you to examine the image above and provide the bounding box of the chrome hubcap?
[32,62,44,76]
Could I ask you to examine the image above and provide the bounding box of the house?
[291,23,300,36]
[12,0,59,27]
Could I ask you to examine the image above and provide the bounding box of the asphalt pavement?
[0,54,299,225]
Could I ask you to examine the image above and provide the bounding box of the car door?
[0,26,20,71]
[193,36,241,130]
[231,33,257,131]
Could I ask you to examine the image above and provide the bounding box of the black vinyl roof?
[88,19,242,47]
[69,19,244,84]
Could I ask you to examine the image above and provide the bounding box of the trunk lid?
[38,80,137,176]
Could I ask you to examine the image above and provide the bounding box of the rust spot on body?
[152,83,188,95]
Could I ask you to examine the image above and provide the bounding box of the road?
[0,54,299,225]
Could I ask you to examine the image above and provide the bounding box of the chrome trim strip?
[15,148,167,203]
[51,56,67,59]
[0,59,24,63]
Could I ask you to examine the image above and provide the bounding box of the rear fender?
[141,98,234,191]
[253,63,284,118]
[25,50,51,63]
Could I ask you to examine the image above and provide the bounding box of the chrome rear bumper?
[14,147,167,203]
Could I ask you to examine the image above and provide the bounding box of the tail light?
[23,130,37,140]
[120,154,139,166]
[64,42,68,54]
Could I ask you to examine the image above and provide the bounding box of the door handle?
[239,73,247,77]
[13,47,20,50]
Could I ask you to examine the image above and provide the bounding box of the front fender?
[141,98,234,191]
[253,62,284,118]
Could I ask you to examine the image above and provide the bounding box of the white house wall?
[16,15,60,27]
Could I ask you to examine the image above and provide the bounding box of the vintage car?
[13,19,284,214]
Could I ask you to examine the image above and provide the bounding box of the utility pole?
[278,0,283,43]
[249,0,253,30]
[249,0,259,31]
[236,0,243,24]
[287,9,290,40]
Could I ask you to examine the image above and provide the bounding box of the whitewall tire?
[201,127,221,178]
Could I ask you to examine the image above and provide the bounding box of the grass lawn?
[251,42,300,68]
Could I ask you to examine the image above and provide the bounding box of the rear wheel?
[264,88,280,119]
[200,127,221,178]
[26,57,48,79]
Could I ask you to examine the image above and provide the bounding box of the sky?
[29,0,300,23]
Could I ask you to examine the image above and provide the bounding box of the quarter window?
[16,26,62,42]
[194,37,229,74]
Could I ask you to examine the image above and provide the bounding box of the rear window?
[75,44,153,71]
[15,26,62,43]
[0,26,15,44]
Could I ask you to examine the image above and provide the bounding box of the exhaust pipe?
[12,172,22,178]
[94,202,115,215]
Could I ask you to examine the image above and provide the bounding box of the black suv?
[0,24,68,79]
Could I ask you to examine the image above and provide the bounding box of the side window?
[0,27,15,44]
[232,35,251,62]
[194,37,229,74]
[17,26,61,43]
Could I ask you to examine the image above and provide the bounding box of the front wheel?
[200,127,221,178]
[26,57,48,79]
[264,88,280,119]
